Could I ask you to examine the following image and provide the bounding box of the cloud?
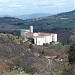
[0,0,74,16]
[0,0,10,3]
[8,4,22,8]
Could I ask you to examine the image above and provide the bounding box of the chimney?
[30,26,33,33]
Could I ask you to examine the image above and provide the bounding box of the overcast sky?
[0,0,74,16]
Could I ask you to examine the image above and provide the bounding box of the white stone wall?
[44,35,53,43]
[34,37,44,45]
[34,34,57,45]
[37,38,44,45]
[52,34,57,42]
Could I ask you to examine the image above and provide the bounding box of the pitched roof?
[26,32,54,38]
[37,32,53,36]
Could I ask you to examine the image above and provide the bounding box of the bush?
[68,44,75,64]
[29,44,34,49]
[60,69,70,75]
[43,43,49,47]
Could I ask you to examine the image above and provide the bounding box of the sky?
[0,0,74,16]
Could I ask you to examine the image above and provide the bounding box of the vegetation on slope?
[0,10,74,30]
[0,10,75,75]
[0,33,70,75]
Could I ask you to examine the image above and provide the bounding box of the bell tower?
[30,26,33,33]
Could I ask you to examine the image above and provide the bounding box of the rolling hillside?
[0,10,74,44]
[0,10,74,30]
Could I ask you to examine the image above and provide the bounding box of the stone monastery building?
[21,26,57,45]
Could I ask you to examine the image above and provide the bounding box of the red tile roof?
[26,32,54,38]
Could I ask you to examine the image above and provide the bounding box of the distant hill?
[55,10,75,19]
[16,13,51,20]
[0,10,74,30]
[0,10,74,31]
